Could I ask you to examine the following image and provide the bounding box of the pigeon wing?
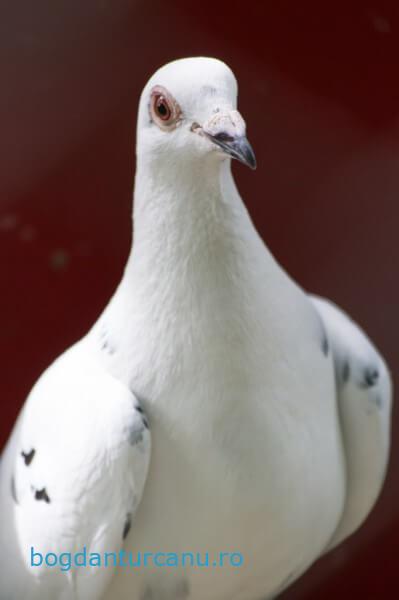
[310,296,392,552]
[0,343,151,600]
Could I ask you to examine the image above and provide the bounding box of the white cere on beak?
[192,109,256,170]
[202,110,246,139]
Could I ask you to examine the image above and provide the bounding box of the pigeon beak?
[205,132,257,170]
[196,109,257,170]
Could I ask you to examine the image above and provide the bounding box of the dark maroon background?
[1,1,398,598]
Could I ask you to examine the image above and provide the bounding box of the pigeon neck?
[125,156,257,284]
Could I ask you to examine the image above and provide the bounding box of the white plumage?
[0,57,392,600]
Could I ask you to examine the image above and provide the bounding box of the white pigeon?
[0,57,392,600]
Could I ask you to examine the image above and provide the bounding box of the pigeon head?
[136,57,256,171]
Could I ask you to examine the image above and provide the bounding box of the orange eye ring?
[149,86,181,131]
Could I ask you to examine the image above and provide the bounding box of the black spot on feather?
[123,513,132,540]
[361,367,379,388]
[21,448,35,466]
[34,487,50,503]
[342,360,350,383]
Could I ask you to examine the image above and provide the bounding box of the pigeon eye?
[154,95,171,121]
[150,86,181,131]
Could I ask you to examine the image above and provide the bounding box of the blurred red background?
[1,1,398,598]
